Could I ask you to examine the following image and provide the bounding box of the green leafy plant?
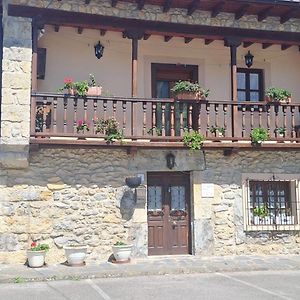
[250,127,269,144]
[96,117,123,143]
[171,80,210,99]
[253,205,268,218]
[147,126,162,136]
[29,242,50,252]
[14,277,25,284]
[114,241,127,246]
[77,120,90,133]
[183,130,205,150]
[275,127,286,136]
[88,74,97,87]
[73,80,89,97]
[266,87,291,103]
[210,126,225,136]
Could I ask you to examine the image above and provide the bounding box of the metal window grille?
[246,180,299,230]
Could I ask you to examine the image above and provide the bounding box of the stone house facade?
[1,0,300,264]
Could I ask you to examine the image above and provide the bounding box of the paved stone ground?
[1,255,300,284]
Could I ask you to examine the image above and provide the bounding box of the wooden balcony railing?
[30,92,300,147]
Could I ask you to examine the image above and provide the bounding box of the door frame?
[151,63,199,98]
[147,171,192,255]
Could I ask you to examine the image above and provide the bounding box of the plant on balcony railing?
[171,80,210,100]
[59,74,102,97]
[265,87,291,104]
[275,127,286,137]
[183,130,205,150]
[77,120,90,133]
[250,127,269,145]
[209,126,225,137]
[95,117,123,143]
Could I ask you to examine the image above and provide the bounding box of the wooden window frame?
[237,68,264,102]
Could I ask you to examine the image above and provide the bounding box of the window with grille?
[245,180,299,229]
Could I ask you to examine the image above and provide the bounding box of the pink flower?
[64,77,73,84]
[31,242,37,248]
[78,120,83,126]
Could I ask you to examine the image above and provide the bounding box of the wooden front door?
[147,172,191,255]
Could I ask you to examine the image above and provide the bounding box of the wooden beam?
[184,37,193,44]
[205,39,214,45]
[163,0,172,13]
[100,29,107,36]
[164,35,173,42]
[257,6,273,22]
[262,43,272,49]
[281,44,292,51]
[143,33,151,40]
[243,41,254,48]
[111,0,118,7]
[235,4,249,20]
[224,37,241,138]
[211,1,225,18]
[54,25,59,32]
[280,9,295,24]
[8,5,300,46]
[187,0,199,16]
[137,0,145,10]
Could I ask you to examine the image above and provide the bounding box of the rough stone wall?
[1,0,32,169]
[1,0,32,145]
[11,0,300,33]
[195,150,300,256]
[0,148,300,264]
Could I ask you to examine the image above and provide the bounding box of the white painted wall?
[38,26,300,102]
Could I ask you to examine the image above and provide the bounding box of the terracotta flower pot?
[87,86,102,96]
[175,92,205,101]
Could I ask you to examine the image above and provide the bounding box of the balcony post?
[225,37,241,137]
[124,29,144,135]
[31,20,38,92]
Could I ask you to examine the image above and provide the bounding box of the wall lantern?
[166,153,176,170]
[94,41,104,59]
[244,51,254,68]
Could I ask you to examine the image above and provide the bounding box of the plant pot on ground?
[171,80,209,100]
[112,241,133,263]
[63,244,88,266]
[27,242,49,268]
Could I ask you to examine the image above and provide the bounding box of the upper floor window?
[237,68,264,102]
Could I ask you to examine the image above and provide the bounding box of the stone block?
[0,233,19,251]
[47,183,65,191]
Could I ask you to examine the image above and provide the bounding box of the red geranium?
[31,242,37,248]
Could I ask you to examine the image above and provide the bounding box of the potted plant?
[183,130,205,150]
[77,120,90,134]
[87,74,102,96]
[171,80,210,100]
[210,126,225,137]
[27,242,49,268]
[95,117,123,143]
[250,127,269,145]
[60,77,75,95]
[253,205,269,225]
[275,127,286,138]
[63,244,88,266]
[265,87,291,104]
[112,241,133,263]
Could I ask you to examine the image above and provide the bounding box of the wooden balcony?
[31,92,300,149]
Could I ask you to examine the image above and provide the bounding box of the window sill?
[245,224,300,231]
